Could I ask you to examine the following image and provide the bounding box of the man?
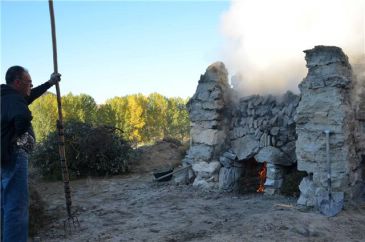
[1,66,61,242]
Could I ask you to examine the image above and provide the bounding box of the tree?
[30,92,190,146]
[166,97,190,140]
[125,94,147,144]
[62,93,97,124]
[95,103,117,127]
[144,93,168,142]
[106,96,128,138]
[29,93,58,142]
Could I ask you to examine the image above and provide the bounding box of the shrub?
[31,121,133,180]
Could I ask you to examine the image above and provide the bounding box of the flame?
[257,162,267,193]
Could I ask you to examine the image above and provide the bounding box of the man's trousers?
[1,149,29,242]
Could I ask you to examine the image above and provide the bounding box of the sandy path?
[36,174,365,242]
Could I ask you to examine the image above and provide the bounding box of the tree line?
[30,92,190,145]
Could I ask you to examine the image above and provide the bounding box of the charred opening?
[239,158,266,194]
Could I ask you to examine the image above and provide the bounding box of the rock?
[191,120,220,129]
[181,157,193,165]
[254,146,293,166]
[192,161,221,175]
[259,133,268,148]
[270,127,280,136]
[218,167,243,191]
[222,151,237,160]
[304,45,351,69]
[190,128,225,146]
[193,178,217,190]
[174,166,195,185]
[266,163,284,179]
[297,176,316,207]
[204,62,229,85]
[219,156,234,168]
[189,109,221,122]
[264,178,283,189]
[232,127,247,139]
[187,144,214,162]
[201,100,225,110]
[264,187,278,195]
[280,141,296,163]
[231,135,260,160]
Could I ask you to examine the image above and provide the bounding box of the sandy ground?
[31,141,365,242]
[34,173,365,242]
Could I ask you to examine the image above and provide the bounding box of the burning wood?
[257,162,267,193]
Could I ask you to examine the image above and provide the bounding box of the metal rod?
[154,165,192,181]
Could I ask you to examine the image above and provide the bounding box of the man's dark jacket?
[1,82,51,164]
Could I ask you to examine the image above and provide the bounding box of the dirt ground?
[33,141,365,242]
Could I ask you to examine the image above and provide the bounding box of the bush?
[31,121,134,180]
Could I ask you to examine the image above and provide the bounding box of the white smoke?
[220,0,365,96]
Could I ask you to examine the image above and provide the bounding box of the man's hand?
[48,73,61,85]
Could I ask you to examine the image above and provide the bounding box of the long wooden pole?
[48,0,73,218]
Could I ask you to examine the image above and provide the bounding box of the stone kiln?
[180,46,365,207]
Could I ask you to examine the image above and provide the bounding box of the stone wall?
[353,59,365,165]
[295,46,363,206]
[219,92,300,194]
[181,45,364,207]
[182,62,231,189]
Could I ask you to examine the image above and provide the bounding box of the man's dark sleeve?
[26,81,52,104]
[13,114,32,137]
[12,99,32,138]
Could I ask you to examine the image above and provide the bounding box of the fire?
[257,162,267,193]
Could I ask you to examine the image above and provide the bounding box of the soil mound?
[131,138,188,173]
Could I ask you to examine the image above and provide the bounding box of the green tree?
[166,97,190,141]
[144,93,168,142]
[95,103,117,127]
[106,96,128,138]
[29,93,58,142]
[62,93,97,124]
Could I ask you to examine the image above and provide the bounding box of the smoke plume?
[220,0,365,96]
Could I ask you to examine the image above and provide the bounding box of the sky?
[1,0,230,104]
[2,0,364,104]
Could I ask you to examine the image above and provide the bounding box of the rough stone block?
[187,144,213,161]
[231,135,260,160]
[264,178,283,188]
[219,156,233,168]
[255,146,293,166]
[266,163,284,179]
[192,161,221,175]
[223,151,237,160]
[191,128,224,146]
[218,167,243,191]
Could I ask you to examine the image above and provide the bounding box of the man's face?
[15,72,33,97]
